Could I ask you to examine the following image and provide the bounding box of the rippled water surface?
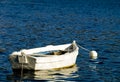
[0,0,120,82]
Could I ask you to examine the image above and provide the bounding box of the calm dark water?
[0,0,120,81]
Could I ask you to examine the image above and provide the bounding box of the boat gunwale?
[11,43,72,56]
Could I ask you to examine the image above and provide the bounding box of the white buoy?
[78,44,98,59]
[89,50,98,59]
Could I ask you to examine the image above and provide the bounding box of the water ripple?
[0,0,120,81]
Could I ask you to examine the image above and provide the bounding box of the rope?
[20,60,23,81]
[78,45,90,52]
[20,52,24,81]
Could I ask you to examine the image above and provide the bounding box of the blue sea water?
[0,0,120,81]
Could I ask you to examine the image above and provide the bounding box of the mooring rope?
[78,44,90,52]
[78,44,98,60]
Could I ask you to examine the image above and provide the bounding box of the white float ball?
[89,50,98,59]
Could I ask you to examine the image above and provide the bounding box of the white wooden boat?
[9,41,79,70]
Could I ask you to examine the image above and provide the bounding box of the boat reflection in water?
[11,65,79,81]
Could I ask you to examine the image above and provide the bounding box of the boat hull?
[9,41,79,70]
